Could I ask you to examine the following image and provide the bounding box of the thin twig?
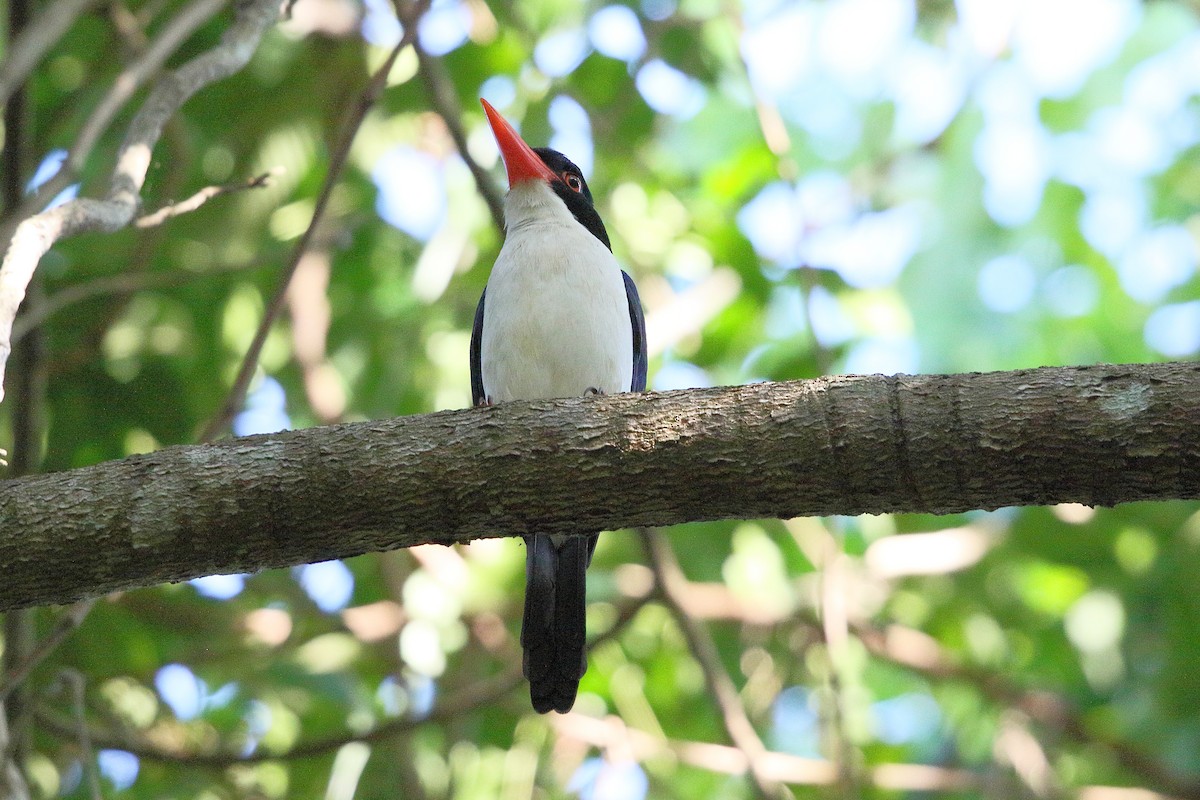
[414,38,505,234]
[10,260,267,345]
[0,0,104,110]
[639,528,793,800]
[35,667,522,768]
[36,597,645,768]
[0,711,30,800]
[0,601,95,702]
[552,712,983,793]
[55,670,103,800]
[0,0,280,403]
[852,622,1200,800]
[134,169,276,228]
[198,0,431,442]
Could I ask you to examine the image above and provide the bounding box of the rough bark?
[1,361,1198,612]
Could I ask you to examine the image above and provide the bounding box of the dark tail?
[521,533,596,714]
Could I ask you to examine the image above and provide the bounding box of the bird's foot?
[476,396,494,407]
[584,387,606,396]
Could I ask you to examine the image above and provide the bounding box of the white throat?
[479,181,634,402]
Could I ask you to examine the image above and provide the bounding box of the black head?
[534,147,612,252]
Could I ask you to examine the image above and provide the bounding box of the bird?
[470,98,647,714]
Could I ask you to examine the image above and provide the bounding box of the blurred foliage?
[2,0,1200,798]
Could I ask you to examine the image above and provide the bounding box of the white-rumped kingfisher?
[471,99,648,714]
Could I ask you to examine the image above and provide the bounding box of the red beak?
[481,98,558,188]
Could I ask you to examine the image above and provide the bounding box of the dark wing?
[469,290,486,406]
[622,271,648,393]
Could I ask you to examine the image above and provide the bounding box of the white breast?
[481,181,634,402]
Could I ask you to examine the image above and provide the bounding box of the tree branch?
[133,170,276,228]
[0,0,279,403]
[198,0,429,442]
[0,0,103,110]
[551,712,983,792]
[853,622,1200,799]
[415,38,505,234]
[38,668,525,768]
[1,362,1199,611]
[0,0,229,244]
[641,528,791,800]
[34,597,645,767]
[9,260,269,345]
[71,0,228,177]
[0,601,92,702]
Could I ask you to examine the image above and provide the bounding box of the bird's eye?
[563,172,583,193]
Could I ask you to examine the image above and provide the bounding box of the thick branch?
[1,362,1198,611]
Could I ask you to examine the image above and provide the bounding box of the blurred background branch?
[641,528,792,800]
[199,0,430,441]
[0,0,279,404]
